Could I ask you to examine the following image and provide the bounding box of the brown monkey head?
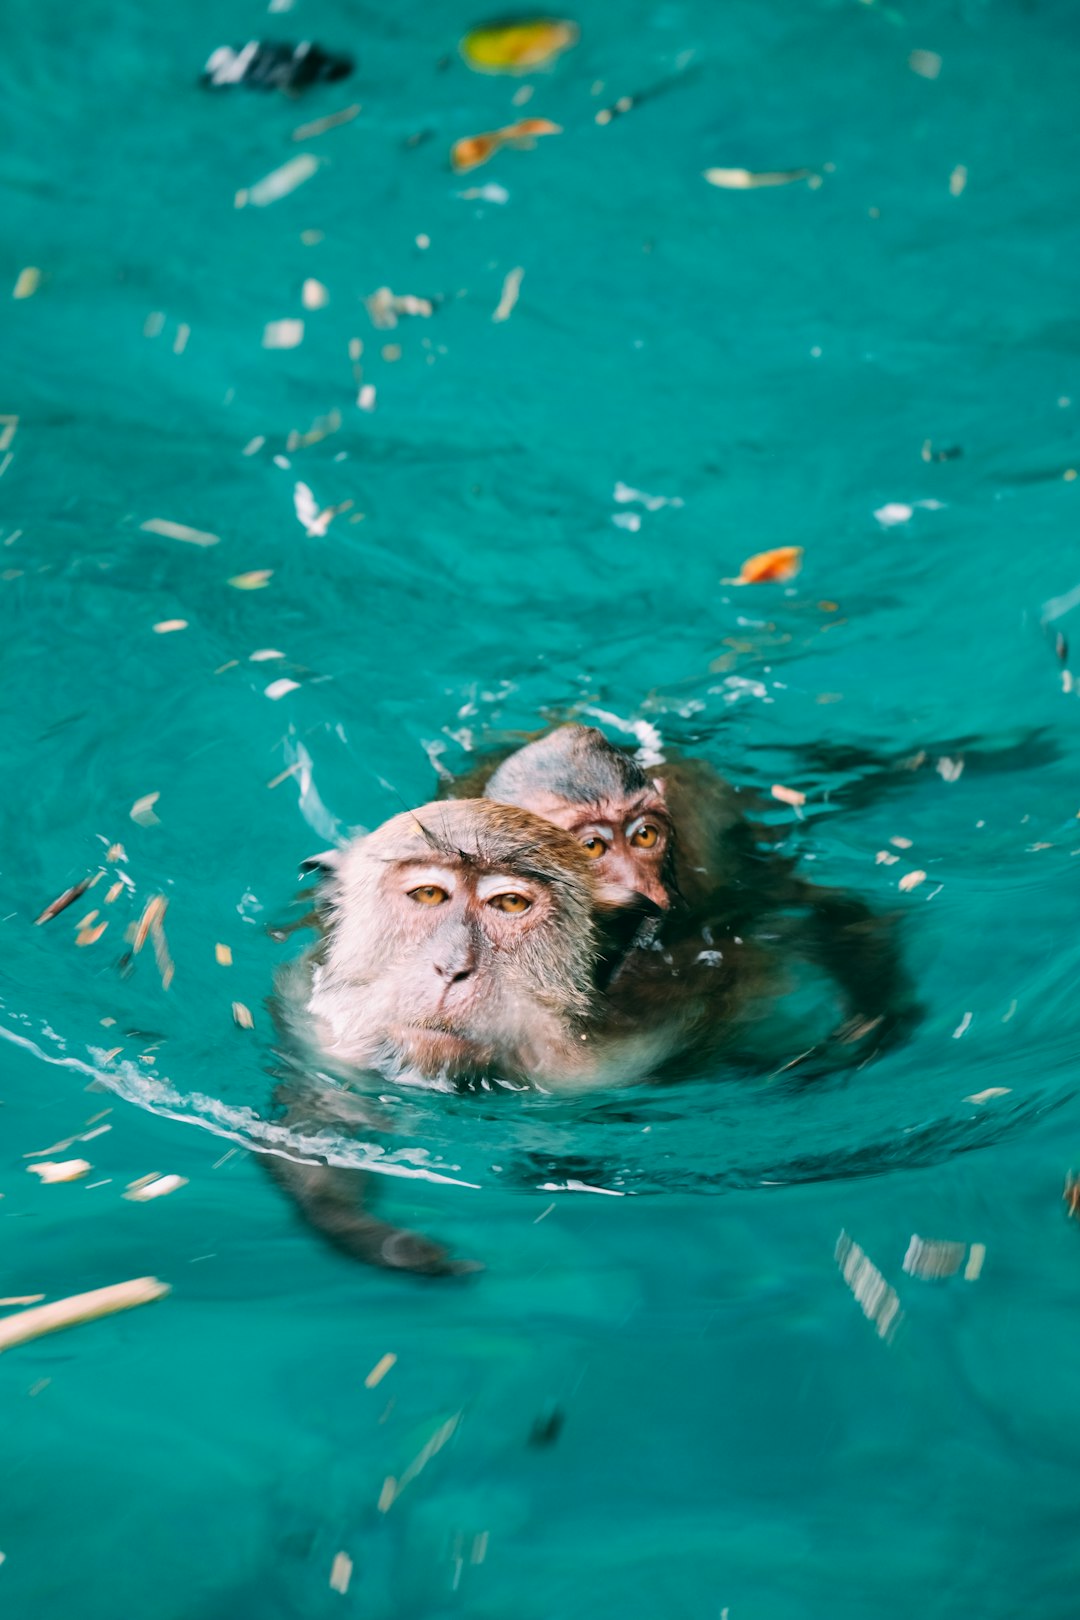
[484,725,673,910]
[309,799,617,1084]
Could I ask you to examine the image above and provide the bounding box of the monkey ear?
[299,848,343,876]
[593,882,663,920]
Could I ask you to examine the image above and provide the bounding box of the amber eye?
[581,837,607,859]
[488,892,531,914]
[409,885,448,905]
[630,823,660,850]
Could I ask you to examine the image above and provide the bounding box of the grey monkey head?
[485,725,652,809]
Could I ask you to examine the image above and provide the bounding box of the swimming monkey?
[265,798,702,1274]
[443,724,917,1058]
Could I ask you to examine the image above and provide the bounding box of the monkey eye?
[630,823,661,850]
[487,892,532,914]
[408,884,449,906]
[581,836,608,859]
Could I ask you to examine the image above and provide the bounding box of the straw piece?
[0,1277,170,1352]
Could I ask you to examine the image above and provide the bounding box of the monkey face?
[309,801,603,1083]
[515,792,673,911]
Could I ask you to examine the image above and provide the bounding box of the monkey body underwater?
[263,738,916,1274]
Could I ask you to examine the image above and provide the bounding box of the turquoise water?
[4,0,1080,1611]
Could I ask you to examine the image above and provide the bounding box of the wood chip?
[105,881,124,904]
[876,850,899,865]
[26,1159,91,1184]
[130,792,161,827]
[329,1552,353,1595]
[770,783,806,808]
[364,1352,397,1389]
[704,167,813,189]
[232,1001,254,1030]
[301,278,330,310]
[889,836,913,849]
[949,163,967,196]
[965,1087,1010,1104]
[228,570,273,590]
[13,267,41,299]
[723,545,803,585]
[492,266,524,323]
[964,1243,986,1281]
[133,895,167,954]
[154,619,189,633]
[293,103,362,141]
[909,49,942,79]
[35,874,93,926]
[240,153,320,209]
[835,1230,902,1341]
[215,943,233,966]
[106,843,127,863]
[0,1277,170,1353]
[265,678,301,701]
[898,869,927,891]
[0,1296,45,1307]
[902,1234,966,1280]
[140,518,219,548]
[150,909,175,991]
[262,319,305,349]
[76,920,109,947]
[123,1174,187,1202]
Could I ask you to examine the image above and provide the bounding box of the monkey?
[440,724,918,1062]
[264,798,699,1275]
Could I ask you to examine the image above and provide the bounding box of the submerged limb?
[258,1080,480,1277]
[258,1152,478,1276]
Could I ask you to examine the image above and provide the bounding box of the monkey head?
[483,725,673,910]
[305,798,630,1086]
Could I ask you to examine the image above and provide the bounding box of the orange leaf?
[730,545,803,585]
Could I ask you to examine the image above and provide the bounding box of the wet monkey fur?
[442,724,917,1060]
[264,799,683,1275]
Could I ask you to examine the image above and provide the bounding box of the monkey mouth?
[392,1023,494,1078]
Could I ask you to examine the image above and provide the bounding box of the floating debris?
[13,267,41,300]
[133,895,167,954]
[76,919,109,947]
[614,481,684,511]
[457,181,510,204]
[203,42,352,93]
[936,756,964,783]
[835,1230,902,1341]
[329,1552,353,1595]
[228,570,273,589]
[35,874,95,926]
[265,678,301,701]
[215,943,233,966]
[365,287,433,329]
[876,851,899,865]
[365,1352,397,1389]
[908,49,942,80]
[378,1412,461,1511]
[249,649,285,662]
[965,1087,1010,1104]
[0,1277,170,1353]
[236,153,321,210]
[358,384,376,412]
[153,619,189,633]
[874,502,913,526]
[232,1001,255,1029]
[949,164,967,196]
[898,870,927,892]
[770,783,806,808]
[293,103,362,142]
[301,278,329,310]
[263,318,305,349]
[723,545,803,585]
[902,1235,967,1280]
[0,1296,45,1308]
[130,792,161,827]
[27,1159,92,1184]
[890,836,913,849]
[704,167,813,190]
[140,517,220,548]
[460,18,578,74]
[492,266,524,323]
[451,117,561,174]
[124,1173,188,1202]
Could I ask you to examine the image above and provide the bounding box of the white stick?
[0,1277,170,1353]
